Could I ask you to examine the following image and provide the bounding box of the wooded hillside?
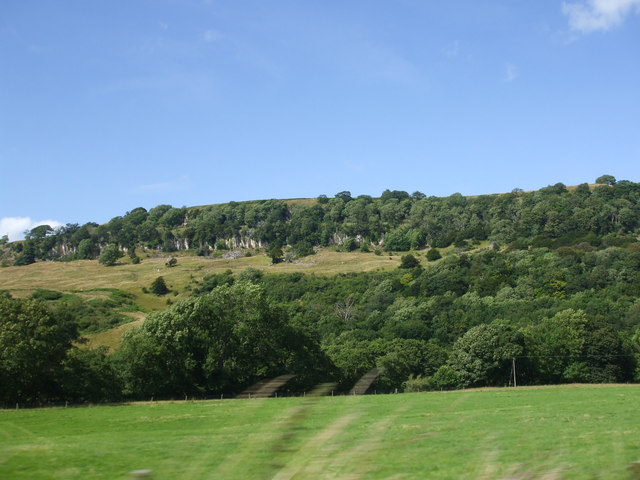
[2,175,639,405]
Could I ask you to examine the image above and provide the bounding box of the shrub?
[98,244,123,266]
[399,254,420,269]
[165,257,177,268]
[343,238,358,252]
[426,248,442,261]
[150,276,169,296]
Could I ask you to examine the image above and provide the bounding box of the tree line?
[3,176,639,266]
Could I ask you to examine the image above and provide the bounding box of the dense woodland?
[2,175,640,405]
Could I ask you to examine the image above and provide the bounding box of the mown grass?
[1,385,639,480]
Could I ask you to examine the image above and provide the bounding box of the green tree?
[267,245,284,264]
[98,244,123,266]
[116,283,330,397]
[0,296,79,403]
[426,248,442,261]
[384,228,411,251]
[448,322,524,388]
[14,241,36,266]
[150,276,170,296]
[525,309,587,383]
[61,347,122,402]
[595,174,616,185]
[399,254,420,269]
[77,238,97,260]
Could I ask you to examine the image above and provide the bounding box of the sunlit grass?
[1,385,639,479]
[0,248,402,308]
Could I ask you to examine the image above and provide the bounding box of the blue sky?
[1,0,639,240]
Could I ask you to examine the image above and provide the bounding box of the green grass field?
[2,385,639,479]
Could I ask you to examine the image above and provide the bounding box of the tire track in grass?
[0,421,53,468]
[298,405,408,480]
[270,412,361,480]
[173,397,287,480]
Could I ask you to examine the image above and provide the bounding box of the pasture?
[1,385,639,479]
[0,248,404,311]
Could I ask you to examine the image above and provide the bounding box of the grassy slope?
[1,385,639,479]
[0,248,403,308]
[0,244,473,350]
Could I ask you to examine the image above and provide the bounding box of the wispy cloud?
[102,71,216,101]
[505,63,519,82]
[202,28,222,43]
[563,0,640,33]
[0,217,64,242]
[133,175,191,194]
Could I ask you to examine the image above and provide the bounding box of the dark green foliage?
[596,174,616,185]
[292,241,315,258]
[61,347,122,402]
[150,276,169,296]
[384,229,411,251]
[116,283,333,397]
[14,241,36,265]
[237,267,264,284]
[399,254,420,269]
[31,289,64,301]
[267,245,284,263]
[0,296,78,403]
[342,237,358,252]
[165,257,177,267]
[448,322,524,388]
[98,244,122,266]
[9,179,640,267]
[77,238,97,259]
[426,248,441,261]
[5,178,640,397]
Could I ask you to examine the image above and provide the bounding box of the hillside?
[1,176,640,406]
[1,177,635,269]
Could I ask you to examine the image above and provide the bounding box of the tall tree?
[0,295,79,403]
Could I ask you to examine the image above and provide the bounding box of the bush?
[429,365,460,390]
[403,375,431,392]
[150,276,169,296]
[31,289,63,301]
[399,254,420,269]
[292,241,315,258]
[165,257,177,268]
[426,248,442,261]
[342,238,358,252]
[98,244,123,266]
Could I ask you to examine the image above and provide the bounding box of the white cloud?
[0,217,64,242]
[563,0,640,32]
[505,63,519,82]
